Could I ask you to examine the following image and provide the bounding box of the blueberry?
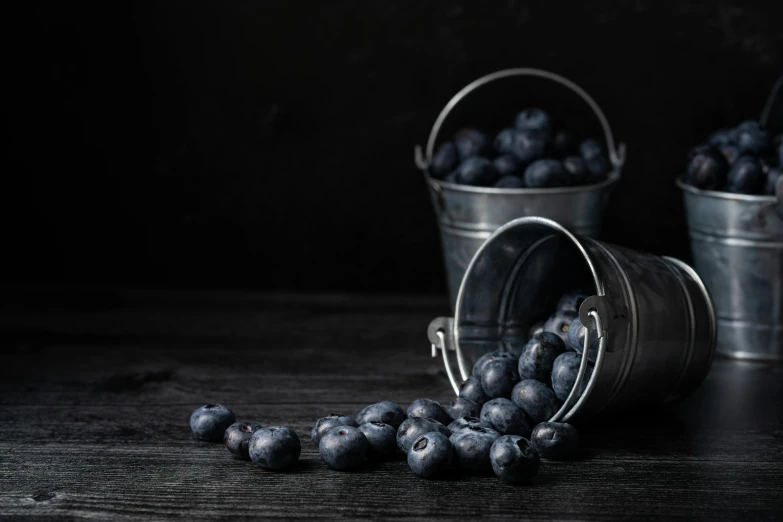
[567,317,599,361]
[518,331,566,383]
[407,431,453,478]
[480,358,521,398]
[687,143,713,161]
[431,142,459,179]
[459,376,490,405]
[447,415,493,434]
[719,143,741,165]
[489,435,540,484]
[357,421,397,457]
[685,146,728,190]
[524,159,569,188]
[709,128,735,147]
[766,168,782,195]
[735,120,770,155]
[493,175,525,188]
[190,404,236,442]
[557,291,590,313]
[514,108,552,135]
[552,131,575,157]
[480,398,532,436]
[528,321,545,338]
[248,426,301,471]
[454,128,490,160]
[727,156,765,194]
[445,397,480,420]
[472,351,517,378]
[544,310,578,345]
[311,414,358,445]
[493,154,523,177]
[530,421,580,458]
[319,425,368,470]
[449,425,501,472]
[563,156,589,185]
[456,157,500,187]
[579,139,609,181]
[443,170,458,184]
[356,401,406,429]
[407,398,451,425]
[493,128,516,155]
[509,129,549,165]
[511,380,562,424]
[396,417,451,453]
[551,352,594,402]
[224,421,263,460]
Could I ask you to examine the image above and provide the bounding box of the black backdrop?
[4,1,783,293]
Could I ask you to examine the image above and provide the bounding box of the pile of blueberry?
[429,108,611,189]
[189,291,592,483]
[684,121,783,195]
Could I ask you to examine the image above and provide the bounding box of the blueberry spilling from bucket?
[431,108,611,188]
[683,120,783,195]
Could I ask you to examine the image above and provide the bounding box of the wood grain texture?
[1,289,783,520]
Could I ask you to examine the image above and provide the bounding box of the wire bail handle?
[415,68,627,176]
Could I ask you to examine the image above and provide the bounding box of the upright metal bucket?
[427,217,717,422]
[415,68,627,308]
[678,177,783,360]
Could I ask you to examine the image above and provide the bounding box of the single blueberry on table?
[510,129,549,165]
[454,127,490,160]
[493,154,523,177]
[456,157,500,187]
[459,376,490,405]
[319,425,369,470]
[557,291,590,313]
[472,351,517,378]
[447,415,493,434]
[490,435,540,484]
[396,417,451,453]
[568,317,599,362]
[766,168,782,195]
[530,421,580,458]
[518,331,566,383]
[552,131,575,157]
[445,398,481,420]
[494,128,516,155]
[407,398,451,425]
[727,156,766,194]
[449,425,501,472]
[579,139,609,181]
[735,121,770,156]
[430,142,459,179]
[190,404,236,442]
[709,128,735,147]
[407,431,453,478]
[551,352,594,402]
[248,426,301,471]
[311,413,358,445]
[357,421,397,458]
[528,321,545,338]
[719,143,741,165]
[563,155,589,185]
[524,159,570,188]
[480,358,521,399]
[224,421,263,460]
[686,146,728,190]
[356,400,406,429]
[544,310,578,345]
[494,175,526,188]
[511,380,562,424]
[514,108,552,135]
[480,398,532,437]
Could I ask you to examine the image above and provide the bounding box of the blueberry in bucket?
[493,154,523,177]
[190,404,236,442]
[445,397,481,420]
[472,351,517,378]
[493,128,516,155]
[514,108,552,135]
[524,159,569,188]
[494,175,526,188]
[544,310,578,345]
[727,156,765,194]
[518,332,566,383]
[480,398,532,437]
[511,129,549,165]
[557,292,590,313]
[563,156,588,185]
[431,142,459,179]
[568,317,599,361]
[735,120,770,156]
[552,131,575,157]
[579,138,609,181]
[511,380,562,424]
[456,157,500,187]
[551,352,594,402]
[459,376,490,405]
[685,146,728,190]
[480,358,521,398]
[454,127,490,160]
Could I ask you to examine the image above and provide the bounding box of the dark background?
[4,1,783,293]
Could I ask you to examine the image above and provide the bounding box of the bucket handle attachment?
[414,68,627,177]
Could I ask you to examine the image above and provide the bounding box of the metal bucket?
[678,177,783,360]
[414,68,627,308]
[427,217,717,423]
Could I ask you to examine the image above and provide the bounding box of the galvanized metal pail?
[414,68,627,308]
[427,217,717,422]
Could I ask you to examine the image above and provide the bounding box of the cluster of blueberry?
[429,108,611,189]
[189,404,301,470]
[684,121,783,195]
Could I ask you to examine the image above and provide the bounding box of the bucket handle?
[760,72,783,132]
[414,68,627,177]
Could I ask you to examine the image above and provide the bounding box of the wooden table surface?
[1,289,782,520]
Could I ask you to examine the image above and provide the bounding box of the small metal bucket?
[415,68,627,308]
[427,217,717,422]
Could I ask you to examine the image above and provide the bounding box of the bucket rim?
[428,171,619,195]
[676,177,777,203]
